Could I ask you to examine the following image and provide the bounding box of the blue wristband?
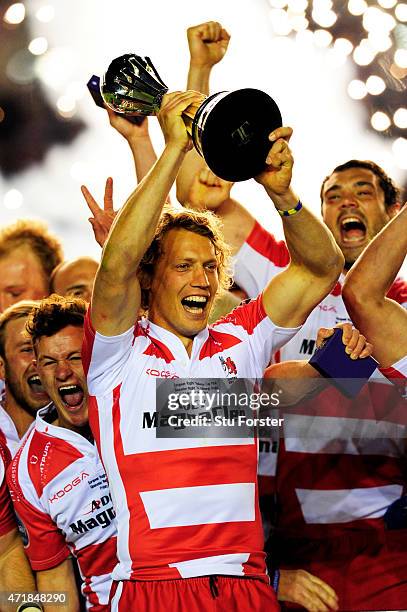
[276,200,302,217]
[272,568,280,593]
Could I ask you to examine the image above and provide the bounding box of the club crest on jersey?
[219,356,237,377]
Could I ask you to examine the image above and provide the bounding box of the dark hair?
[0,219,64,283]
[320,160,401,208]
[0,300,38,359]
[25,294,86,346]
[138,207,231,310]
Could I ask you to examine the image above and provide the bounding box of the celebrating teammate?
[343,202,407,378]
[0,301,50,454]
[82,85,343,611]
[0,220,63,313]
[8,296,117,611]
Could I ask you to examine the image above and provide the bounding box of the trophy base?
[192,88,282,182]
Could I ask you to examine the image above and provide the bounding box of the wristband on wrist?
[276,200,302,217]
[272,568,280,594]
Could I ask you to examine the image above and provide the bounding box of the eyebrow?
[325,180,375,196]
[174,257,217,263]
[15,340,32,349]
[65,283,87,292]
[39,350,81,361]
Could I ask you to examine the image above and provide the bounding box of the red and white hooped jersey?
[0,436,15,537]
[82,294,301,582]
[234,220,407,362]
[274,382,407,538]
[236,221,407,534]
[7,404,117,611]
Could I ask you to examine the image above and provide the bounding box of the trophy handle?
[181,95,207,137]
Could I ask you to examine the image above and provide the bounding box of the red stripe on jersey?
[213,294,267,336]
[76,536,118,577]
[246,221,290,267]
[133,322,176,363]
[27,432,83,499]
[0,430,9,453]
[330,281,342,297]
[0,442,15,536]
[82,578,100,611]
[386,276,407,304]
[199,329,242,360]
[143,338,175,364]
[380,366,406,380]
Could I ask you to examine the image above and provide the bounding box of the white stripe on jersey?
[140,483,255,529]
[110,581,123,612]
[296,484,403,524]
[169,553,250,578]
[283,414,405,456]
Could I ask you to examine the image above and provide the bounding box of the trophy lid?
[193,88,282,182]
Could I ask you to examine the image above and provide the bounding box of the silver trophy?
[100,54,282,182]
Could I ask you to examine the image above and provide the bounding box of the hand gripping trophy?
[100,54,282,182]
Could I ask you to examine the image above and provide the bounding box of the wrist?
[189,61,213,72]
[164,140,190,158]
[267,189,300,211]
[126,131,150,145]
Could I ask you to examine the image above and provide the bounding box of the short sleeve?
[82,308,136,396]
[214,294,301,374]
[7,465,69,571]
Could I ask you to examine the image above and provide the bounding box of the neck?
[54,417,93,441]
[3,391,35,439]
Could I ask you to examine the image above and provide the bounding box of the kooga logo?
[49,471,89,504]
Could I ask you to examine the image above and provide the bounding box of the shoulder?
[9,429,83,501]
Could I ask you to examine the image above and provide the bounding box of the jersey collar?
[35,403,95,453]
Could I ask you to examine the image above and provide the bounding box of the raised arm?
[342,204,407,367]
[81,113,159,250]
[258,127,344,328]
[105,109,157,184]
[177,21,230,204]
[91,91,203,336]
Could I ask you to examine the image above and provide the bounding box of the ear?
[0,357,5,381]
[388,203,401,219]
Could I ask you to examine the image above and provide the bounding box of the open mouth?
[58,384,84,411]
[181,295,209,315]
[27,375,47,396]
[340,217,367,244]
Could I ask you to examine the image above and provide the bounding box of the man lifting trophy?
[99,53,282,181]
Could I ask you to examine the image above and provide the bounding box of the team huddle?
[0,20,406,612]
